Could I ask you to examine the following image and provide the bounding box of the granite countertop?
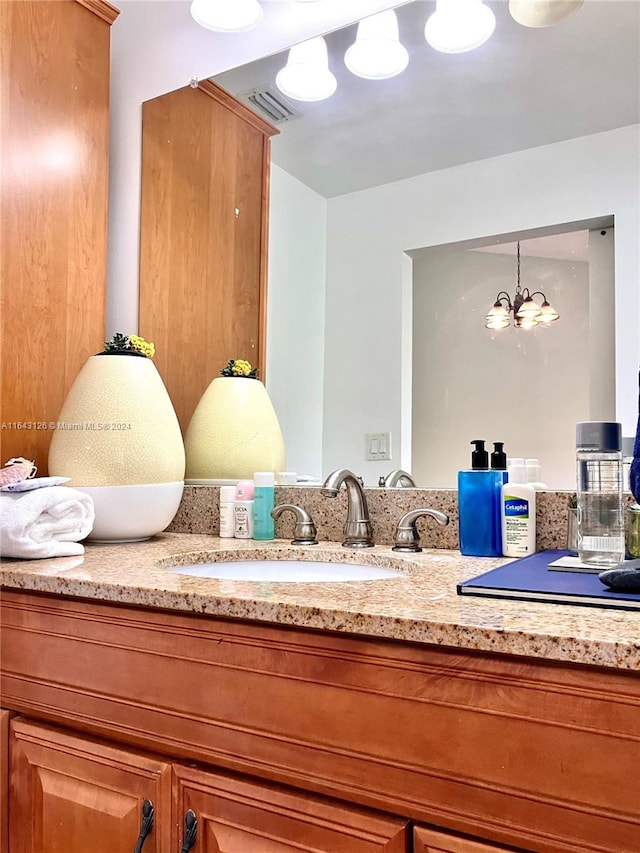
[1,533,638,671]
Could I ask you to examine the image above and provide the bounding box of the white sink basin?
[168,559,404,583]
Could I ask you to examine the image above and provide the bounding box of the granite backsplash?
[167,486,603,551]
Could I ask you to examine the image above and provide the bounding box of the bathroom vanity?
[1,534,638,853]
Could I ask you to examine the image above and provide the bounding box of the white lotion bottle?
[234,480,254,539]
[501,461,536,557]
[525,458,547,490]
[219,486,236,538]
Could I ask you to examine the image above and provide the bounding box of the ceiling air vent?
[239,87,301,125]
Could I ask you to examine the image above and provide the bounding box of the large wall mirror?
[207,0,638,487]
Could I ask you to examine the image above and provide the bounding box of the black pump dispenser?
[491,442,507,470]
[470,440,489,469]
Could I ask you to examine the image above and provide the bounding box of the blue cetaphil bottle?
[252,472,276,540]
[458,440,504,557]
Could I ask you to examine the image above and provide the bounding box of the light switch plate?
[366,432,391,461]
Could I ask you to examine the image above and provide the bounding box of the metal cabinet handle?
[133,799,154,853]
[179,809,198,853]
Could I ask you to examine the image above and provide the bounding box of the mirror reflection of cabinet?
[139,81,278,432]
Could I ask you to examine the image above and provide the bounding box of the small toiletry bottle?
[525,458,547,490]
[234,480,254,539]
[253,472,275,540]
[276,471,297,486]
[576,421,624,566]
[219,486,236,538]
[458,440,503,557]
[501,461,536,557]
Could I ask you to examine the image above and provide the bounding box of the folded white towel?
[0,486,95,559]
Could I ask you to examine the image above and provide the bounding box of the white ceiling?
[214,0,640,198]
[475,229,590,261]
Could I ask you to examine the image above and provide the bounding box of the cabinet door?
[414,825,515,852]
[9,719,172,853]
[174,763,408,852]
[0,0,118,473]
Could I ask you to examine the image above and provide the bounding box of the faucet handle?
[392,508,449,553]
[271,504,318,545]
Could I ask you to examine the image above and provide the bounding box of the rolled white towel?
[0,486,95,559]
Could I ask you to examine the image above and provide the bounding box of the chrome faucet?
[321,468,374,548]
[378,469,416,488]
[392,508,449,553]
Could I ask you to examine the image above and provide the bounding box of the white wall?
[323,125,640,486]
[411,248,596,490]
[267,165,327,479]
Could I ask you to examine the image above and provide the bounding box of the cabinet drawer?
[415,825,518,852]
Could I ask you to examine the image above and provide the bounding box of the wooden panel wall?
[139,81,278,433]
[0,0,118,474]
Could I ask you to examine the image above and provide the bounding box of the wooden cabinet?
[2,590,639,853]
[7,718,408,852]
[139,81,278,432]
[9,719,172,852]
[0,0,119,473]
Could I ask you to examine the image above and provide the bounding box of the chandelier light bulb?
[518,315,539,330]
[190,0,263,33]
[485,315,510,330]
[276,37,337,102]
[344,10,409,80]
[516,296,542,320]
[485,301,510,329]
[538,300,559,323]
[424,0,496,54]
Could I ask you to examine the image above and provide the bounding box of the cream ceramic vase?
[48,354,185,541]
[184,377,285,481]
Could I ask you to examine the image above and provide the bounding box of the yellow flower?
[130,335,155,358]
[232,359,252,376]
[220,358,258,379]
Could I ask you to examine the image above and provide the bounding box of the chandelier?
[484,242,560,330]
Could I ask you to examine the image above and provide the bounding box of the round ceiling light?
[190,0,263,33]
[344,10,409,80]
[509,0,584,28]
[425,0,496,54]
[276,37,337,102]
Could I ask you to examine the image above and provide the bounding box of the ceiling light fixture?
[275,37,337,102]
[508,0,584,28]
[424,0,496,54]
[484,242,559,330]
[190,0,263,32]
[344,10,409,80]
